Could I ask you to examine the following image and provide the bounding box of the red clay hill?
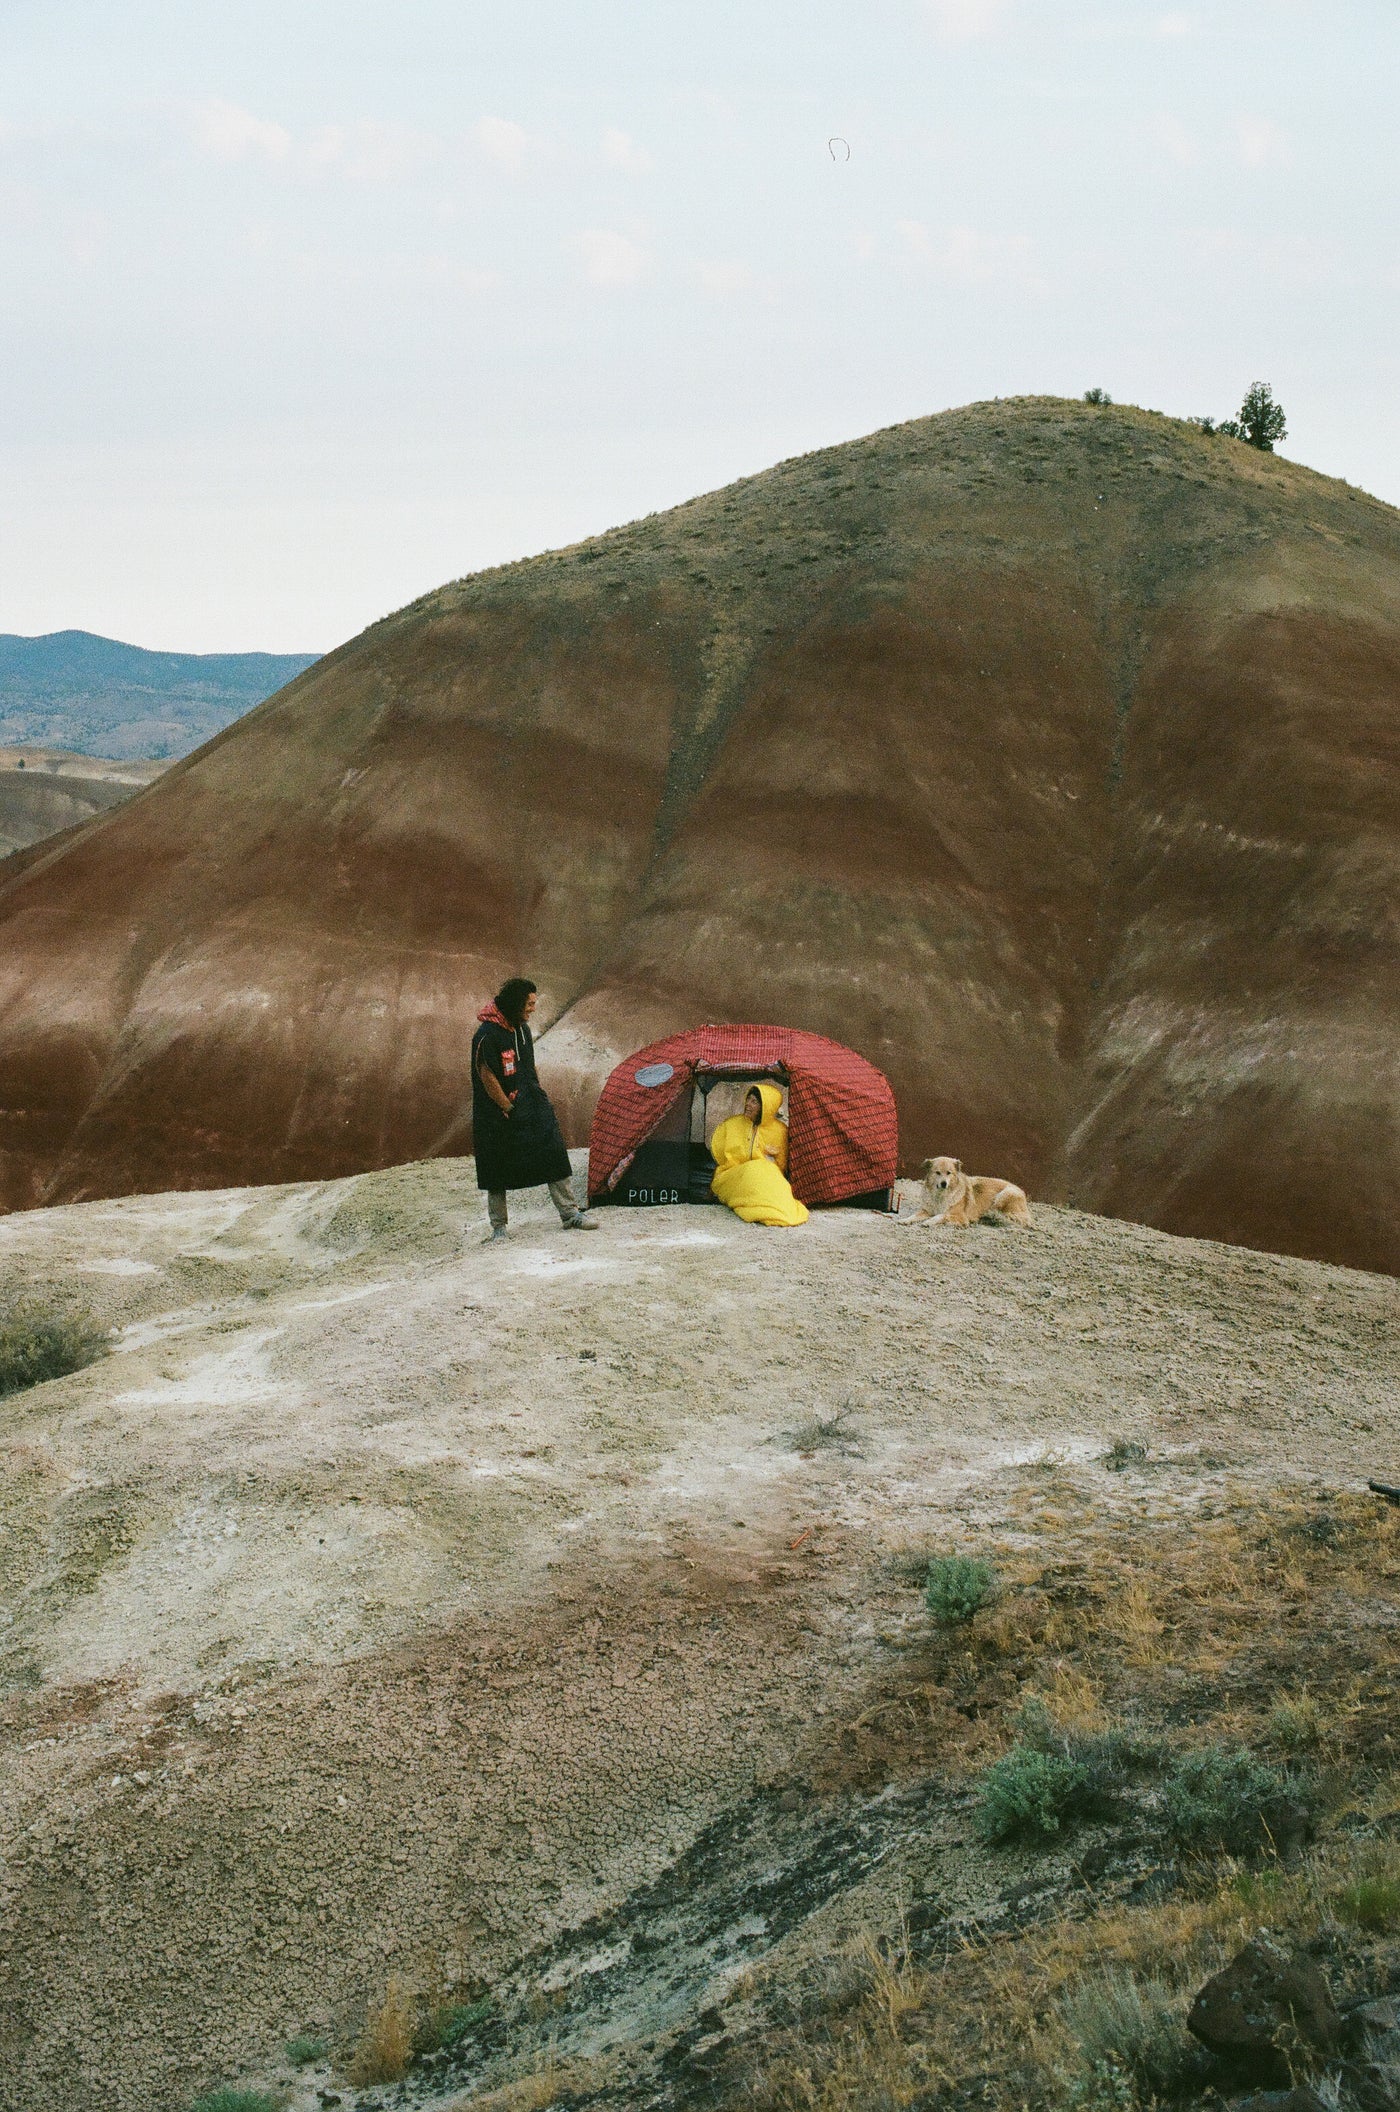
[1,398,1396,1274]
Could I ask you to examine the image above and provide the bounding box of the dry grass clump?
[746,1939,945,2111]
[1331,1843,1400,1933]
[349,1972,415,2085]
[1054,1967,1205,2108]
[439,2056,581,2112]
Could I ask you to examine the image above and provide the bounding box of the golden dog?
[911,1155,1032,1228]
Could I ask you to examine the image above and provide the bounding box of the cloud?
[190,99,292,165]
[577,227,649,287]
[1236,115,1290,168]
[695,260,753,298]
[1155,10,1197,32]
[187,102,439,184]
[305,121,437,184]
[1154,115,1201,168]
[601,127,652,175]
[474,116,530,171]
[922,0,1007,42]
[405,254,502,296]
[897,217,1036,283]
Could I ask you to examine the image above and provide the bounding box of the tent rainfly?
[587,1024,898,1211]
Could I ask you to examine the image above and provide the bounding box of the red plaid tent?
[587,1024,898,1207]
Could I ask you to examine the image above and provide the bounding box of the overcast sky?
[2,0,1396,651]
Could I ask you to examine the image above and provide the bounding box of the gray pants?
[488,1178,581,1231]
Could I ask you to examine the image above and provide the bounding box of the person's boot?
[563,1213,599,1231]
[482,1224,508,1244]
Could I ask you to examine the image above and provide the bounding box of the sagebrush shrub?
[1162,1744,1309,1856]
[977,1708,1151,1844]
[1058,1970,1203,2107]
[924,1555,994,1623]
[0,1299,108,1398]
[283,2033,328,2064]
[977,1745,1086,1843]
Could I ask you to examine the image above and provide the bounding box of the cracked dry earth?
[0,1154,1396,2111]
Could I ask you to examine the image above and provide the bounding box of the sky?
[1,0,1396,651]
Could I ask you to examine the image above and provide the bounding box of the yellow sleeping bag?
[710,1082,810,1226]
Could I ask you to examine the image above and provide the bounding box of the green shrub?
[283,2033,328,2064]
[1333,1876,1400,1932]
[1236,380,1287,451]
[924,1555,995,1624]
[1059,1970,1203,2108]
[0,1299,108,1398]
[1104,1439,1147,1472]
[1084,387,1113,406]
[977,1745,1088,1843]
[415,1995,493,2053]
[188,2089,282,2112]
[1162,1744,1310,1856]
[977,1709,1154,1845]
[1267,1689,1326,1752]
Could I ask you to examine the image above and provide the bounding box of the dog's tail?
[991,1185,1032,1226]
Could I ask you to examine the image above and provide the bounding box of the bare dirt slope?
[0,746,167,859]
[0,399,1396,1273]
[0,1161,1396,2110]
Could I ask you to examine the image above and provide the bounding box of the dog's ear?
[920,1157,933,1172]
[953,1158,962,1172]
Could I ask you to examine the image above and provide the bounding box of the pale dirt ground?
[0,1155,1397,2110]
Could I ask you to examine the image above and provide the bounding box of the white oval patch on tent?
[634,1062,675,1088]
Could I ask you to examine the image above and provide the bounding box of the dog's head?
[922,1155,962,1194]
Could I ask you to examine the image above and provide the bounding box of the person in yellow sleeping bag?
[709,1083,810,1226]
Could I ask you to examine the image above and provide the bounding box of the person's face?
[522,992,537,1022]
[745,1090,762,1122]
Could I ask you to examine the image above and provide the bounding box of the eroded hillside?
[0,398,1396,1270]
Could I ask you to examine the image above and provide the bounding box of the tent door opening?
[601,1068,790,1208]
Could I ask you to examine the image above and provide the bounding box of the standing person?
[471,978,597,1242]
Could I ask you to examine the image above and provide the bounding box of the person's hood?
[477,1002,514,1029]
[754,1081,784,1125]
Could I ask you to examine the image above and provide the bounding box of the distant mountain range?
[0,630,321,759]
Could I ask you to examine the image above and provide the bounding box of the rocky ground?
[1,1159,1397,2111]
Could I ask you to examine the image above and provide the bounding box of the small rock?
[1351,1997,1400,2034]
[1077,1840,1116,1881]
[1189,1935,1343,2074]
[1127,1864,1181,1904]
